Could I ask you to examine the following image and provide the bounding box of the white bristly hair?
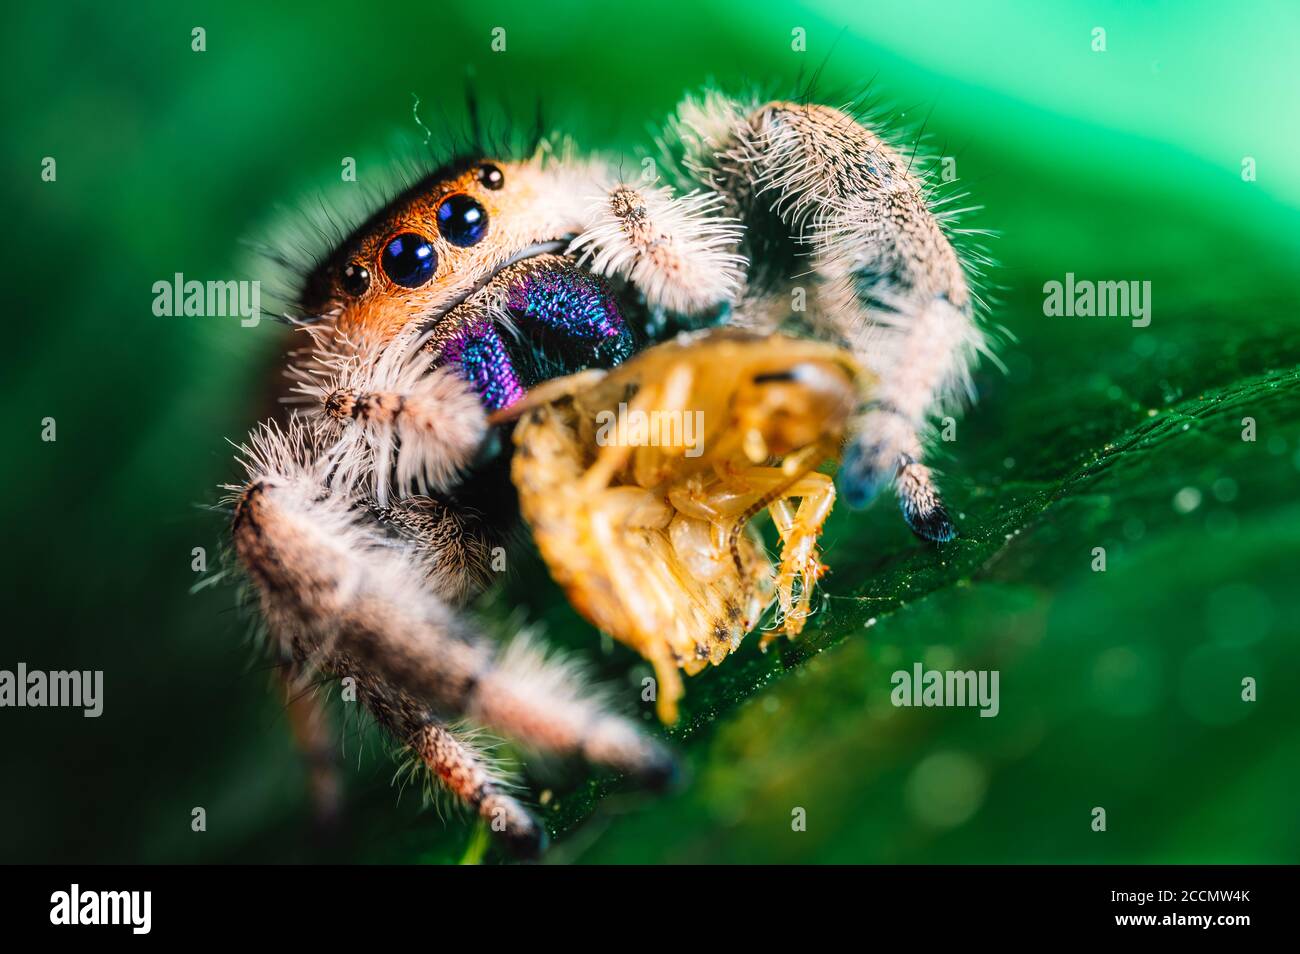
[288,331,487,507]
[570,184,745,313]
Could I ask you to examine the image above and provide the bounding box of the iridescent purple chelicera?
[446,263,633,412]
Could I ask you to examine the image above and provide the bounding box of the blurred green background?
[2,0,1298,864]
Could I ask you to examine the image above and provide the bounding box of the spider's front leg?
[673,96,989,542]
[228,421,674,857]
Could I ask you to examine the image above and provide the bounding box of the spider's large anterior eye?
[477,164,504,190]
[437,193,489,247]
[340,262,370,296]
[381,232,437,288]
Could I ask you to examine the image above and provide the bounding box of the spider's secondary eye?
[381,233,437,288]
[477,164,504,190]
[437,193,489,247]
[340,262,370,296]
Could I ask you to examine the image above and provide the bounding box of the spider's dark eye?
[437,193,489,247]
[340,262,370,296]
[477,164,504,190]
[380,232,437,288]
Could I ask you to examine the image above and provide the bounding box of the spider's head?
[299,157,635,412]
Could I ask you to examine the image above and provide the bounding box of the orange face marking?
[300,160,546,346]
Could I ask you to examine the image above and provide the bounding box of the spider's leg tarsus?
[412,722,546,860]
[896,458,957,543]
[839,434,957,543]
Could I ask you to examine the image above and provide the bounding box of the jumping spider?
[226,91,990,857]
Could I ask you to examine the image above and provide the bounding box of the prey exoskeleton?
[507,330,863,722]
